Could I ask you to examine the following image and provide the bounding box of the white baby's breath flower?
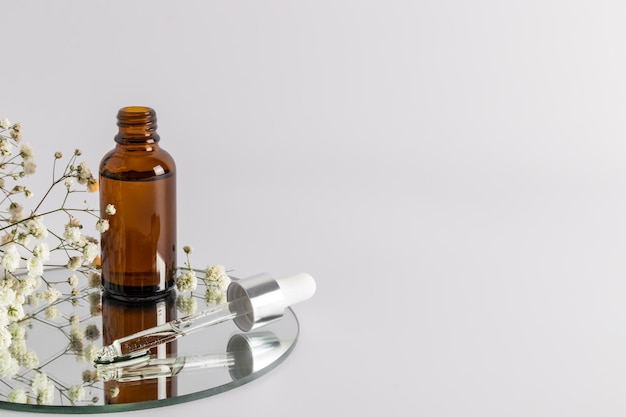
[44,305,61,320]
[105,204,116,215]
[69,314,80,327]
[82,369,97,384]
[0,276,15,289]
[65,177,74,189]
[23,160,37,176]
[1,245,21,273]
[8,336,26,359]
[14,232,30,246]
[69,326,85,353]
[20,350,39,369]
[20,143,34,160]
[26,216,48,239]
[19,276,39,296]
[0,350,19,379]
[31,373,55,405]
[8,202,23,221]
[88,292,101,316]
[95,218,109,233]
[82,242,98,263]
[0,275,18,290]
[7,389,27,404]
[0,286,16,307]
[70,326,84,341]
[0,306,8,329]
[63,225,82,245]
[88,271,101,288]
[7,303,24,321]
[8,321,25,340]
[205,286,227,305]
[0,326,12,350]
[66,256,82,271]
[0,138,11,156]
[75,162,92,185]
[0,118,10,129]
[10,129,22,142]
[82,344,99,363]
[68,385,85,403]
[43,288,61,304]
[204,264,231,290]
[176,269,197,292]
[68,274,79,287]
[31,372,48,392]
[176,295,197,315]
[27,256,44,278]
[33,241,50,261]
[14,293,25,307]
[38,385,55,405]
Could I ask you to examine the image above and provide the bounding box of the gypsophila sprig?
[0,118,107,385]
[203,264,231,304]
[175,248,231,314]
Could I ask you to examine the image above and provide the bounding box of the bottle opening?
[121,106,153,114]
[117,106,156,125]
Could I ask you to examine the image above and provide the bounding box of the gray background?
[3,0,626,415]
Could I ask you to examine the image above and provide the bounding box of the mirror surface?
[0,268,299,413]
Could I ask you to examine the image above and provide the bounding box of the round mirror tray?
[0,268,299,413]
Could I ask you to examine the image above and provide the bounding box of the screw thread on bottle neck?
[115,106,160,144]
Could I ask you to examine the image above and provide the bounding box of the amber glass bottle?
[99,106,177,299]
[102,292,178,404]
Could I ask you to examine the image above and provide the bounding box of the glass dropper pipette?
[95,272,315,364]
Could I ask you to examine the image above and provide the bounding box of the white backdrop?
[3,1,626,416]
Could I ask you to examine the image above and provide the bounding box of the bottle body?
[100,106,177,299]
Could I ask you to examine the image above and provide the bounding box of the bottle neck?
[115,106,161,144]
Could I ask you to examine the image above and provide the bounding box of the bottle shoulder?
[100,145,176,180]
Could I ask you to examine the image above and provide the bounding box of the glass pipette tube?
[96,272,316,364]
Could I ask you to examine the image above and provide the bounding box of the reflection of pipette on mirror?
[95,272,315,364]
[96,331,288,382]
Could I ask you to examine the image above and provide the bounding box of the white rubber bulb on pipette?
[275,273,316,309]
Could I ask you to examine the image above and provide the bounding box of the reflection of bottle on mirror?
[102,292,178,404]
[99,106,177,300]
